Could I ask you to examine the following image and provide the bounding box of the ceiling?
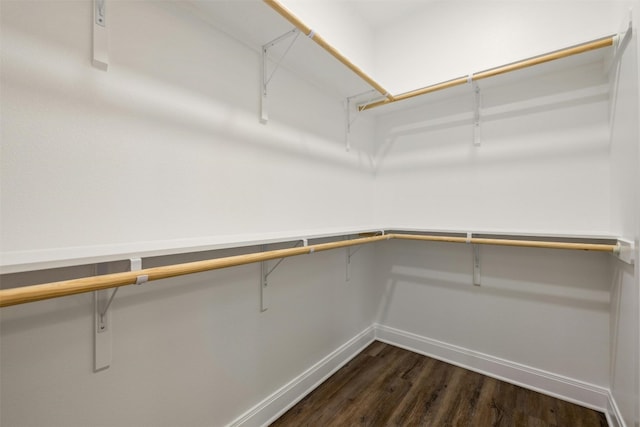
[342,0,435,31]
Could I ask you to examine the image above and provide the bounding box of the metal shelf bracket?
[260,239,305,311]
[346,241,362,282]
[609,12,633,73]
[613,239,635,265]
[465,232,481,285]
[260,28,300,124]
[473,244,481,286]
[345,90,376,152]
[346,231,386,281]
[472,80,481,146]
[94,257,143,372]
[92,0,108,70]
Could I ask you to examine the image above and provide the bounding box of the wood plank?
[271,342,608,427]
[387,356,452,425]
[555,395,608,427]
[318,346,414,425]
[272,350,377,424]
[470,376,505,426]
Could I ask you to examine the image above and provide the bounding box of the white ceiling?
[342,0,436,31]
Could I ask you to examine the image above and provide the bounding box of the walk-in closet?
[1,0,638,426]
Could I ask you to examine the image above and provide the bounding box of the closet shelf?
[263,0,393,100]
[188,0,374,99]
[188,1,618,114]
[259,1,616,113]
[358,36,614,111]
[0,229,625,308]
[0,226,383,275]
[0,226,618,275]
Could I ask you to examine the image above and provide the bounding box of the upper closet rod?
[359,35,614,111]
[0,233,617,308]
[262,0,394,100]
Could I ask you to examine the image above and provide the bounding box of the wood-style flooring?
[271,341,607,427]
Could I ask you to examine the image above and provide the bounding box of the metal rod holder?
[261,28,300,124]
[261,239,305,311]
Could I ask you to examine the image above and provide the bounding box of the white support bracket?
[472,244,481,286]
[94,257,143,372]
[472,80,481,146]
[260,239,305,312]
[345,90,376,152]
[346,241,362,282]
[607,13,633,134]
[613,239,635,265]
[345,97,354,152]
[260,28,300,124]
[346,231,387,281]
[608,11,633,74]
[94,263,111,372]
[92,0,108,70]
[466,232,481,285]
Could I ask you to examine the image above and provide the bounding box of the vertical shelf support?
[260,245,269,312]
[345,90,376,151]
[260,239,306,311]
[472,80,481,146]
[92,0,108,70]
[94,258,144,372]
[94,262,111,372]
[473,244,481,286]
[346,242,362,282]
[345,97,354,152]
[346,231,385,281]
[466,232,481,286]
[261,28,300,124]
[610,12,633,72]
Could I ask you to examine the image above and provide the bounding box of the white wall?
[0,1,379,426]
[0,0,375,261]
[0,244,380,426]
[609,5,640,426]
[375,239,612,388]
[368,0,634,420]
[373,57,611,235]
[373,0,629,94]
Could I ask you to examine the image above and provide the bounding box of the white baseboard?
[228,326,376,427]
[227,323,626,427]
[606,390,627,427]
[374,324,611,413]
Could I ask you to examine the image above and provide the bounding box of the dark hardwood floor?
[271,341,608,427]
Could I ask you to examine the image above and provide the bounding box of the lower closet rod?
[391,233,617,252]
[0,233,617,308]
[0,234,390,308]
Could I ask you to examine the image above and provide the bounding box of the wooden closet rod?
[0,235,390,308]
[391,233,618,252]
[359,35,614,111]
[0,233,618,308]
[262,1,613,110]
[262,0,394,100]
